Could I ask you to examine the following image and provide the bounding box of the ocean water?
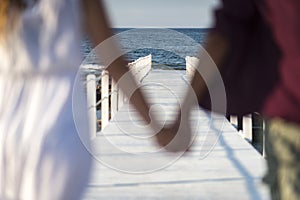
[81,28,210,70]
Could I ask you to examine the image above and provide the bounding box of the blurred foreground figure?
[262,1,300,200]
[0,0,164,200]
[156,0,300,199]
[0,0,92,199]
[0,0,160,199]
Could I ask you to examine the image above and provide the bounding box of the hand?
[155,117,192,152]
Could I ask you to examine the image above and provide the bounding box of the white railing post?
[116,54,152,109]
[85,55,153,132]
[87,74,97,139]
[243,114,252,142]
[185,56,197,77]
[118,88,124,109]
[111,78,118,117]
[101,70,109,128]
[262,120,266,158]
[230,115,238,129]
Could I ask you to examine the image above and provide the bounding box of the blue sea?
[81,28,210,70]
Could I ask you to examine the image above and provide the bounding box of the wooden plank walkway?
[82,69,270,200]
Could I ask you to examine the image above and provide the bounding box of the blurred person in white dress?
[0,0,92,199]
[0,0,186,199]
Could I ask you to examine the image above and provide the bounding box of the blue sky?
[103,0,220,28]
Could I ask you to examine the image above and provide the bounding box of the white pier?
[82,65,270,199]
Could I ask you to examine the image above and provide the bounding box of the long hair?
[0,0,26,36]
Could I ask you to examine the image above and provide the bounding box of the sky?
[103,0,220,28]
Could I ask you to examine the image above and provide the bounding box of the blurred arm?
[181,32,229,113]
[155,32,230,151]
[81,0,157,128]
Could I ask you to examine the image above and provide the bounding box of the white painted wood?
[83,70,269,200]
[116,55,152,110]
[230,115,238,129]
[88,55,152,130]
[86,74,97,139]
[262,120,266,158]
[101,70,109,128]
[128,54,152,83]
[185,56,198,77]
[111,78,118,117]
[118,88,124,110]
[243,114,253,142]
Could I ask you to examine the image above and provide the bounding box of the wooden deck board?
[82,70,270,200]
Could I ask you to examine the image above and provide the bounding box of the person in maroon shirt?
[262,1,300,200]
[156,0,300,199]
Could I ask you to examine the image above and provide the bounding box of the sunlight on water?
[81,28,209,70]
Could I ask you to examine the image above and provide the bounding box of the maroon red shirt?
[263,0,300,123]
[209,0,280,115]
[213,0,300,123]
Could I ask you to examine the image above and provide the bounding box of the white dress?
[0,0,92,199]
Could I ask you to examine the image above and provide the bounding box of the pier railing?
[186,56,265,155]
[85,55,264,155]
[85,55,152,138]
